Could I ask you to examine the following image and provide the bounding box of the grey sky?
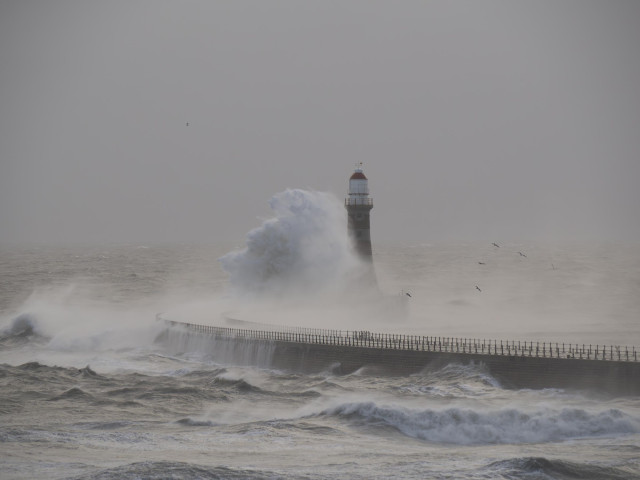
[1,0,639,244]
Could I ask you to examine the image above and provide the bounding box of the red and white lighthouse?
[345,163,374,260]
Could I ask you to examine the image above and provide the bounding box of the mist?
[2,1,640,359]
[3,186,639,355]
[1,1,640,245]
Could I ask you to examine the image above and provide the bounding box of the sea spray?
[157,325,277,368]
[0,282,165,370]
[219,189,362,299]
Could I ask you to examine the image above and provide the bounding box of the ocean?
[1,239,640,479]
[2,191,640,480]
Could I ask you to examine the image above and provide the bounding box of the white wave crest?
[321,401,639,445]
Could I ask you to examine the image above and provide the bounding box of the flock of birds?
[475,242,529,293]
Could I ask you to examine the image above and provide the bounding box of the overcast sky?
[1,0,639,245]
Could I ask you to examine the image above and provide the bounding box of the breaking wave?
[0,313,48,346]
[396,362,503,397]
[317,401,639,445]
[219,189,360,298]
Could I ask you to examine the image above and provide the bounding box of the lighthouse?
[345,163,374,260]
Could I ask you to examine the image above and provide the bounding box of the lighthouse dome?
[350,170,367,180]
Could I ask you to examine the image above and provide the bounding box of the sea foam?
[319,401,639,445]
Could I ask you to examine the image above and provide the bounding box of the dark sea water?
[1,242,640,479]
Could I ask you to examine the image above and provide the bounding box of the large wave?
[317,401,639,445]
[0,313,42,342]
[219,189,362,299]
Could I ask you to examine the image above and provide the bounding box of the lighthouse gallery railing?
[160,316,638,363]
[345,197,373,206]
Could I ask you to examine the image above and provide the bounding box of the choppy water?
[1,242,640,479]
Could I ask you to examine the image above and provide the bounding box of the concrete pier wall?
[268,341,640,395]
[157,320,640,396]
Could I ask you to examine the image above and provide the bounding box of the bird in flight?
[492,243,500,248]
[518,251,527,257]
[476,286,482,292]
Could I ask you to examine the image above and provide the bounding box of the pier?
[157,317,640,396]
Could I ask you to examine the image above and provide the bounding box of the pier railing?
[161,317,638,363]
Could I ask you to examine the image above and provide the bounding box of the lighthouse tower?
[345,163,374,260]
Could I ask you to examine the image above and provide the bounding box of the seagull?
[476,286,482,292]
[405,292,412,298]
[518,251,527,257]
[492,242,500,248]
